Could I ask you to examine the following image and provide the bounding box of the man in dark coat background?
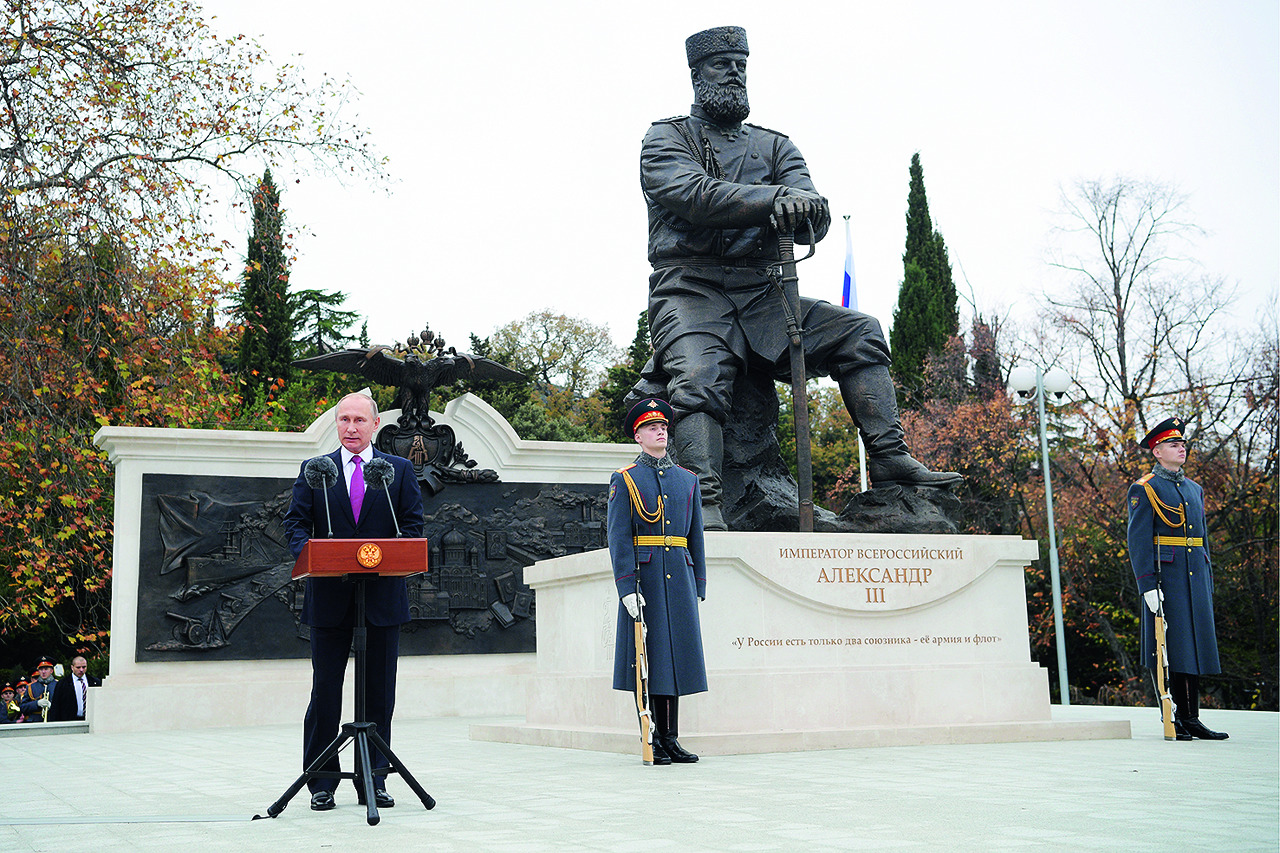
[1127,417,1227,740]
[609,398,707,765]
[284,392,425,809]
[639,25,960,529]
[48,654,100,722]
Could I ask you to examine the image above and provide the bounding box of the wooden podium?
[290,537,429,580]
[259,537,434,825]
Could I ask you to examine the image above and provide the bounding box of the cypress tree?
[234,169,292,402]
[890,153,959,405]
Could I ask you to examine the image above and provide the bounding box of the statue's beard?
[694,77,750,124]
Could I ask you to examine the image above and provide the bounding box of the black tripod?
[255,576,435,826]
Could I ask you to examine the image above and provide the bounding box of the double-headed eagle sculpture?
[293,327,526,427]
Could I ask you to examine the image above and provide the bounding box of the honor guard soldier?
[1,684,19,724]
[1127,417,1228,740]
[609,398,708,764]
[21,657,58,723]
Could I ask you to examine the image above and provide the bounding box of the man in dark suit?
[48,655,101,722]
[284,392,425,811]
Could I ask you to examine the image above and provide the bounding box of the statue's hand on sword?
[772,189,829,235]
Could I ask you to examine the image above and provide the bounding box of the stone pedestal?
[471,532,1130,753]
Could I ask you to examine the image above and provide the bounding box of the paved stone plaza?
[1,705,1275,852]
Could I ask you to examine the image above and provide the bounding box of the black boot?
[1182,673,1228,740]
[649,694,672,765]
[1172,673,1229,740]
[649,735,673,765]
[657,695,698,763]
[1169,672,1193,740]
[1181,718,1229,740]
[672,412,727,530]
[837,366,963,489]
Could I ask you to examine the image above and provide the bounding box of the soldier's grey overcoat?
[1127,468,1221,674]
[609,454,708,696]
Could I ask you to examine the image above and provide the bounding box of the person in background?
[49,655,101,722]
[20,658,58,722]
[1,684,22,723]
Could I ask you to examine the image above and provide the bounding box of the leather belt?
[652,256,776,270]
[634,535,688,548]
[1154,536,1204,547]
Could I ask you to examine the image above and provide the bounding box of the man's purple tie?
[78,676,87,715]
[350,456,365,521]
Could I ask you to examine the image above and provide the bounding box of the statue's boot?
[673,412,728,530]
[837,366,963,489]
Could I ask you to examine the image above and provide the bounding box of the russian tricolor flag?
[841,216,857,310]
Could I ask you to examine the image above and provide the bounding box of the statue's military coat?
[1127,470,1221,674]
[609,456,708,696]
[639,106,890,422]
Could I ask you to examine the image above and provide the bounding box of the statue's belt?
[1154,536,1203,547]
[633,535,689,549]
[653,256,778,270]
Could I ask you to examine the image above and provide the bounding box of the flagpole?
[843,215,869,493]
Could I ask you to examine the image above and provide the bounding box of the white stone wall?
[91,393,637,732]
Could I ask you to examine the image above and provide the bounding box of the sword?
[769,219,818,532]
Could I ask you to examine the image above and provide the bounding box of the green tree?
[490,310,620,401]
[890,153,959,404]
[291,288,361,359]
[488,310,619,439]
[234,170,292,402]
[0,0,383,659]
[595,311,653,441]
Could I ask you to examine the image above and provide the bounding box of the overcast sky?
[200,0,1279,356]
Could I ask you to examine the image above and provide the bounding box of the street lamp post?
[1009,364,1073,706]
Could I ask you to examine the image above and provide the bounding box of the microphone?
[303,456,340,537]
[363,457,401,537]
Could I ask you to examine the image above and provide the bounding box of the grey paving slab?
[0,705,1275,852]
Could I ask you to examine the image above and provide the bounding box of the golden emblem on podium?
[356,542,383,568]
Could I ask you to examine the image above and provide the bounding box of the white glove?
[37,695,50,709]
[1143,589,1164,614]
[621,591,646,620]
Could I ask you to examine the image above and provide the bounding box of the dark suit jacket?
[48,674,101,722]
[283,448,425,628]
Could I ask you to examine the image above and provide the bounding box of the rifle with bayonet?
[629,508,655,764]
[1152,557,1176,741]
[633,586,655,765]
